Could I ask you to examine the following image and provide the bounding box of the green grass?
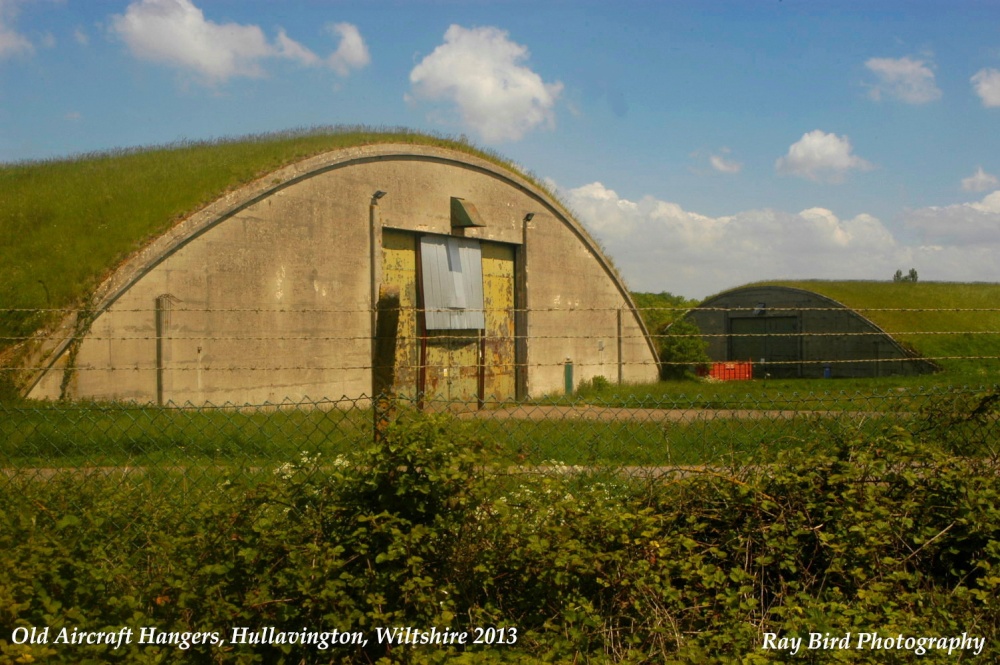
[757,280,1000,374]
[571,375,1000,408]
[467,412,894,467]
[0,399,784,468]
[2,388,967,469]
[0,401,372,468]
[0,125,554,359]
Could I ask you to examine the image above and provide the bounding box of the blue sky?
[2,0,1000,298]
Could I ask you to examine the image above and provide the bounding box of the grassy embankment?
[767,279,1000,376]
[0,125,550,365]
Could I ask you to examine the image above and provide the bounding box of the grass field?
[0,409,834,469]
[0,400,371,468]
[573,374,1000,407]
[1,386,971,470]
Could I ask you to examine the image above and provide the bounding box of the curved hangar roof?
[686,285,937,379]
[24,143,658,404]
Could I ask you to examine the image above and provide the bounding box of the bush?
[2,410,998,663]
[657,317,710,379]
[576,375,611,396]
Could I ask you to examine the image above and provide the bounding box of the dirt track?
[460,404,878,423]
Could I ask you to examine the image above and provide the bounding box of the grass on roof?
[0,125,548,359]
[756,279,1000,377]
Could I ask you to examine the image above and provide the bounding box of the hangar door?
[729,316,801,378]
[380,230,515,406]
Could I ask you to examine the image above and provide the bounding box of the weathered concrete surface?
[26,144,658,404]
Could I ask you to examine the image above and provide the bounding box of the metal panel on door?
[420,235,482,407]
[423,329,480,405]
[419,236,485,330]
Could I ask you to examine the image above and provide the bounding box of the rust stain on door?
[381,231,516,407]
[481,242,515,403]
[423,330,480,404]
[380,230,420,400]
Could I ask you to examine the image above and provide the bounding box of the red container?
[700,361,753,381]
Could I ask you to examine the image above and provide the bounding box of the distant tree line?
[893,268,919,283]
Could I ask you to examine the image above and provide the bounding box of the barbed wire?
[5,307,999,377]
[5,356,1000,373]
[5,305,1000,314]
[3,330,1000,344]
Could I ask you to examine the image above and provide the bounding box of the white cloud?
[972,191,1000,214]
[0,0,33,59]
[73,27,89,47]
[971,68,1000,107]
[961,167,999,193]
[110,0,275,83]
[326,22,369,76]
[110,0,368,85]
[865,56,941,104]
[903,190,1000,247]
[561,182,905,297]
[775,130,873,183]
[408,24,563,143]
[275,28,319,67]
[709,149,742,174]
[557,180,1000,298]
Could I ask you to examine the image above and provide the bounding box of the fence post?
[373,285,400,443]
[564,358,573,396]
[155,294,178,407]
[617,307,624,385]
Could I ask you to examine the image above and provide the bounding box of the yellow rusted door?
[381,231,515,407]
[481,242,515,402]
[380,230,420,400]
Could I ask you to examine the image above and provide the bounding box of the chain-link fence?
[0,389,951,473]
[3,298,1000,559]
[3,386,998,551]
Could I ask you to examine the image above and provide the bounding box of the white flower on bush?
[274,451,322,480]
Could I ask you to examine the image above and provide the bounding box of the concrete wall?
[687,286,936,378]
[523,215,653,393]
[26,144,657,404]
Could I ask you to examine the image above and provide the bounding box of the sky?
[2,0,1000,299]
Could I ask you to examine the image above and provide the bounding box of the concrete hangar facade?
[24,143,658,405]
[686,285,936,379]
